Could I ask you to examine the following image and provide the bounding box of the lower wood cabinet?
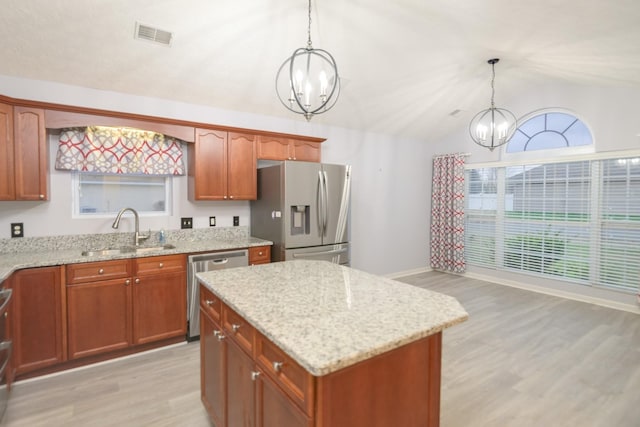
[66,254,186,360]
[10,266,65,375]
[200,284,311,427]
[248,246,271,266]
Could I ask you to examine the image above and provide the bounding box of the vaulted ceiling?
[1,0,639,141]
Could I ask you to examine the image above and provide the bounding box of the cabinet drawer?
[255,332,314,416]
[222,304,255,355]
[135,254,185,275]
[249,246,270,265]
[200,284,222,323]
[67,259,132,284]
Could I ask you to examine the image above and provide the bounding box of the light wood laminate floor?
[3,271,640,426]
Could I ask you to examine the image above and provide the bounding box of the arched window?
[504,109,594,159]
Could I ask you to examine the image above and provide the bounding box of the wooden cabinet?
[256,136,321,163]
[0,103,48,201]
[66,255,186,360]
[11,266,65,375]
[200,284,310,427]
[188,128,257,201]
[200,309,226,427]
[132,255,186,345]
[0,102,15,200]
[67,259,133,359]
[249,246,271,265]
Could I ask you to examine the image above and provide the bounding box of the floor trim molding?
[385,266,432,280]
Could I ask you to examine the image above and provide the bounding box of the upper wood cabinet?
[0,103,48,201]
[0,103,15,200]
[256,136,321,163]
[188,129,257,201]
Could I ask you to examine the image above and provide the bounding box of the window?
[465,155,640,294]
[504,110,594,161]
[73,173,171,217]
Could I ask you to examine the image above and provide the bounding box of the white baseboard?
[385,266,432,280]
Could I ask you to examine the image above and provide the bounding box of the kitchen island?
[197,260,468,427]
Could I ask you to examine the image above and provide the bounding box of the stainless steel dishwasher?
[187,250,248,340]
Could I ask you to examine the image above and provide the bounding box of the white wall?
[435,81,640,310]
[0,75,431,276]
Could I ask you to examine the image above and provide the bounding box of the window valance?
[55,126,185,175]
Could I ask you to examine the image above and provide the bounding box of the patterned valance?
[55,126,185,175]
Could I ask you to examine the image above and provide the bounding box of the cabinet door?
[67,277,132,359]
[291,141,321,162]
[189,128,227,200]
[256,371,313,427]
[13,106,47,201]
[256,136,291,161]
[0,103,15,200]
[227,337,256,427]
[200,310,226,427]
[132,270,186,345]
[11,266,64,374]
[227,132,257,200]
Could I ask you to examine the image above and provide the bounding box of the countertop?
[0,235,271,282]
[197,260,468,376]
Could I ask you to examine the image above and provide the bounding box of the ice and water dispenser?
[290,205,310,235]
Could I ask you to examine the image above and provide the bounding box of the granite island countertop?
[197,260,468,376]
[0,229,271,282]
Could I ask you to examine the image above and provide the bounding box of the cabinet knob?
[273,361,283,372]
[231,323,241,332]
[206,299,215,306]
[223,196,227,199]
[216,333,226,341]
[251,371,261,381]
[135,278,140,284]
[98,268,104,275]
[158,263,164,268]
[230,195,234,199]
[39,194,45,200]
[125,279,131,285]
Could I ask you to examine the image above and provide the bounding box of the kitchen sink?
[81,244,176,257]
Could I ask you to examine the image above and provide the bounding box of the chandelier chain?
[490,62,496,108]
[307,0,313,49]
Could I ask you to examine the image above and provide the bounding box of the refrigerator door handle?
[292,248,348,258]
[322,170,329,235]
[318,170,326,236]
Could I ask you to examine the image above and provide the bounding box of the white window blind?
[465,156,640,294]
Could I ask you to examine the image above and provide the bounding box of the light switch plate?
[11,222,24,238]
[233,216,239,226]
[209,216,216,227]
[181,217,193,229]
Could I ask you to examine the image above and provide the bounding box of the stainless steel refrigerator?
[251,161,351,264]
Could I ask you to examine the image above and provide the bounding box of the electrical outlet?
[209,216,216,227]
[181,217,193,229]
[233,216,240,226]
[11,222,24,238]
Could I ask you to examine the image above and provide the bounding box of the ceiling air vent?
[134,22,173,46]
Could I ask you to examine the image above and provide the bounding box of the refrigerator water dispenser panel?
[291,205,310,235]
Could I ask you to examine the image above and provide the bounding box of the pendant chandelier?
[469,58,517,151]
[275,0,340,121]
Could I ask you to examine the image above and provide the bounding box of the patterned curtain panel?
[430,153,466,273]
[55,126,185,175]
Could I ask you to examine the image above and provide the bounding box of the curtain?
[55,126,185,175]
[430,153,466,273]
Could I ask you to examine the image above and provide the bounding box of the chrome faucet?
[112,207,149,246]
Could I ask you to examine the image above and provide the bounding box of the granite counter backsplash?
[0,226,251,254]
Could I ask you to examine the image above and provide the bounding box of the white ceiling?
[1,0,639,141]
